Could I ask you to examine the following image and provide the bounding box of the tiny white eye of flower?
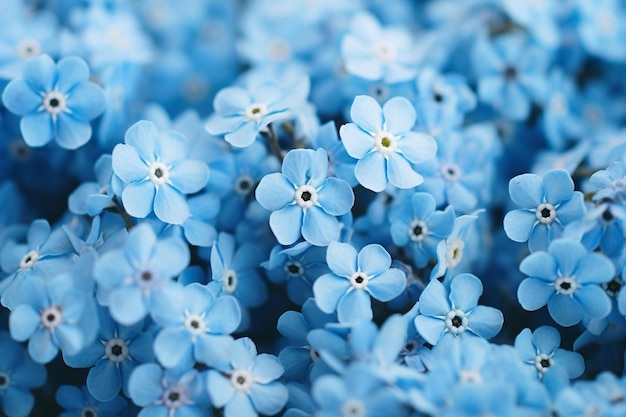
[373,131,397,155]
[284,260,303,277]
[245,103,268,122]
[17,39,41,59]
[409,220,428,242]
[372,41,397,61]
[445,238,465,268]
[222,270,238,293]
[20,250,40,269]
[42,91,67,116]
[184,313,207,335]
[230,369,254,392]
[341,399,365,417]
[268,39,291,61]
[162,387,187,409]
[445,309,468,335]
[554,276,578,295]
[535,203,557,224]
[148,161,170,185]
[105,338,130,363]
[534,353,554,373]
[295,185,318,209]
[234,175,255,196]
[349,272,369,289]
[441,163,462,182]
[40,306,63,330]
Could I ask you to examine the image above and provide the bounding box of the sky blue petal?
[302,206,339,246]
[326,241,357,277]
[20,111,54,147]
[169,160,210,194]
[255,173,295,211]
[355,152,387,192]
[358,244,391,276]
[574,253,615,284]
[9,305,40,342]
[397,132,437,164]
[225,122,258,148]
[311,375,346,410]
[387,154,423,189]
[125,120,159,162]
[207,371,234,407]
[151,237,189,278]
[503,209,536,243]
[414,315,446,345]
[556,193,585,223]
[64,341,104,368]
[312,273,349,314]
[128,363,163,406]
[3,387,35,417]
[467,305,503,339]
[112,144,148,183]
[232,337,257,369]
[502,82,530,119]
[548,240,585,276]
[55,113,91,150]
[56,56,90,92]
[195,334,233,370]
[350,95,382,133]
[87,359,122,402]
[66,82,105,119]
[382,96,416,133]
[390,221,410,246]
[531,326,560,354]
[368,269,406,300]
[138,406,168,417]
[337,289,372,323]
[154,327,193,369]
[204,296,240,334]
[339,123,374,159]
[125,223,157,267]
[282,149,314,187]
[214,87,250,115]
[514,328,535,361]
[156,130,187,164]
[55,385,83,409]
[450,273,483,311]
[249,382,289,415]
[23,54,55,93]
[373,314,407,364]
[224,392,257,417]
[528,223,550,252]
[1,79,41,115]
[55,324,84,356]
[154,185,189,225]
[205,114,245,135]
[251,354,284,383]
[542,169,574,204]
[552,349,584,379]
[269,205,303,245]
[411,192,437,219]
[28,219,50,248]
[122,181,155,219]
[128,332,155,364]
[29,329,58,364]
[574,285,611,320]
[277,311,308,344]
[548,294,583,327]
[108,286,146,326]
[517,278,554,311]
[279,347,310,380]
[509,173,543,208]
[419,278,450,316]
[232,269,268,308]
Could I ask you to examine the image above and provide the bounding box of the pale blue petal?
[503,210,536,243]
[357,244,391,276]
[108,286,146,326]
[214,87,250,115]
[414,315,446,345]
[1,79,41,115]
[56,56,90,92]
[339,123,374,159]
[112,144,148,183]
[574,286,611,320]
[224,392,256,417]
[519,251,558,281]
[397,132,437,164]
[125,120,159,162]
[302,206,339,246]
[552,349,584,378]
[543,169,574,204]
[255,173,295,211]
[88,360,122,402]
[548,294,583,326]
[55,113,91,150]
[29,329,58,364]
[169,160,210,194]
[326,241,358,277]
[231,337,257,369]
[449,273,482,311]
[517,278,554,311]
[23,54,55,92]
[312,273,350,314]
[154,185,189,225]
[367,268,405,301]
[532,326,560,354]
[337,289,372,323]
[3,387,35,417]
[317,178,354,216]
[382,96,416,133]
[355,152,387,192]
[418,278,450,316]
[251,354,284,383]
[575,253,615,284]
[154,328,192,368]
[66,82,105,119]
[509,174,543,208]
[249,382,288,415]
[350,95,383,133]
[207,371,234,407]
[55,324,84,356]
[28,219,50,248]
[205,296,240,334]
[269,205,303,246]
[225,122,258,148]
[126,223,157,266]
[387,154,423,189]
[9,305,40,341]
[122,181,155,219]
[157,131,187,164]
[548,240,585,276]
[128,363,163,406]
[311,375,346,409]
[467,306,503,339]
[195,334,233,370]
[20,111,53,147]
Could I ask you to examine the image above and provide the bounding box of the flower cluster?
[2,0,626,416]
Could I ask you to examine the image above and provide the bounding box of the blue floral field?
[2,0,626,416]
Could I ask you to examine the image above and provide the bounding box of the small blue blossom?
[1,54,105,149]
[518,239,614,327]
[112,120,210,225]
[312,241,406,323]
[339,95,437,192]
[68,155,116,216]
[255,148,354,246]
[56,385,127,417]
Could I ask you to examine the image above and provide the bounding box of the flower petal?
[20,111,53,147]
[517,278,554,311]
[154,185,189,225]
[350,95,383,133]
[269,205,303,246]
[355,152,387,192]
[337,289,372,323]
[121,181,155,219]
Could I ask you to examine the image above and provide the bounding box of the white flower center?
[20,250,40,269]
[40,306,63,330]
[230,369,254,392]
[459,369,483,384]
[373,130,397,155]
[244,103,268,122]
[268,39,291,61]
[17,39,41,59]
[222,270,238,293]
[0,372,9,390]
[81,407,97,417]
[441,162,462,182]
[535,203,556,224]
[184,313,207,336]
[104,338,129,363]
[445,238,464,268]
[42,90,67,117]
[148,161,170,185]
[342,399,365,417]
[603,277,623,297]
[408,220,428,242]
[445,309,468,335]
[372,41,397,62]
[235,175,255,196]
[284,260,303,277]
[349,272,369,289]
[162,387,188,410]
[534,353,553,373]
[295,185,318,209]
[554,276,578,295]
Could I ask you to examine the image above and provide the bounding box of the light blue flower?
[112,120,210,225]
[339,95,437,192]
[518,239,614,327]
[255,148,354,246]
[312,241,406,323]
[1,54,105,149]
[56,385,127,417]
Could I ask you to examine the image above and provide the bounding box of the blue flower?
[112,120,210,225]
[0,330,46,417]
[312,241,406,323]
[68,155,115,216]
[56,385,127,417]
[339,95,437,192]
[128,362,210,417]
[205,82,291,148]
[255,148,354,246]
[414,273,503,345]
[206,337,288,417]
[415,67,476,115]
[151,282,241,370]
[1,54,105,149]
[93,223,190,326]
[518,239,614,326]
[514,326,584,380]
[503,169,586,252]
